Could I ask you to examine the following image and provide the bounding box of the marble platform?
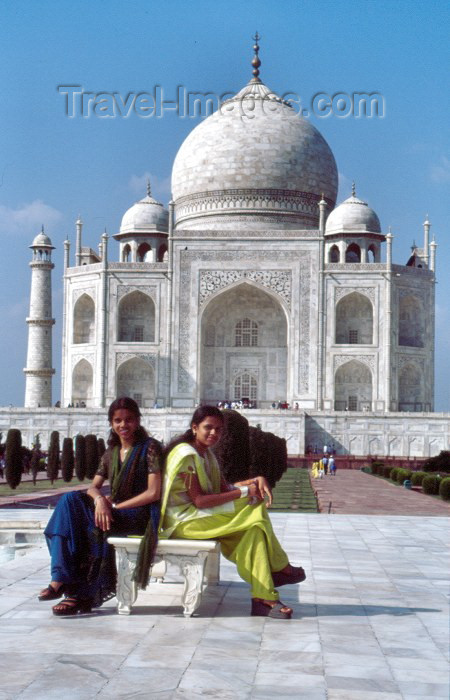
[0,511,448,699]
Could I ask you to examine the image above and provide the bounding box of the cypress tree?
[5,428,22,489]
[61,437,74,482]
[85,434,99,479]
[75,434,86,481]
[47,431,60,483]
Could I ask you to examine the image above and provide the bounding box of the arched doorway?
[200,282,288,407]
[398,363,423,411]
[73,294,95,344]
[118,291,155,342]
[334,360,372,411]
[72,359,93,406]
[335,292,373,344]
[116,358,155,408]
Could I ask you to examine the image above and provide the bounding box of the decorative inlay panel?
[117,285,157,302]
[334,287,376,304]
[116,353,157,368]
[397,354,425,371]
[73,287,95,303]
[333,354,376,372]
[199,270,291,308]
[71,353,94,370]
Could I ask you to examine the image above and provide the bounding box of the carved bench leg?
[203,550,220,586]
[115,547,138,615]
[165,553,208,617]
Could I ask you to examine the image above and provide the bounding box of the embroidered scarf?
[109,439,160,589]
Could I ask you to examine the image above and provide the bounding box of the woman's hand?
[94,495,113,531]
[252,476,273,507]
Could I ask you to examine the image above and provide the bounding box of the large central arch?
[199,282,288,407]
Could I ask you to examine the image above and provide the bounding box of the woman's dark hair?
[107,397,149,447]
[163,405,224,459]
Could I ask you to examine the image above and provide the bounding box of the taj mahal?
[9,41,449,457]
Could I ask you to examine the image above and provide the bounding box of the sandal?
[272,566,306,588]
[38,583,66,601]
[52,597,92,616]
[251,599,292,619]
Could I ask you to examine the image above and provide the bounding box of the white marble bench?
[107,537,220,617]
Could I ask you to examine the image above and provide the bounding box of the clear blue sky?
[0,0,448,410]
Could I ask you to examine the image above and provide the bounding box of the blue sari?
[44,438,160,607]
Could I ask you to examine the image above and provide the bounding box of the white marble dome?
[326,193,381,236]
[31,229,53,247]
[119,190,168,234]
[172,80,338,230]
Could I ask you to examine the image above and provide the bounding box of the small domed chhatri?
[326,183,381,236]
[119,181,169,234]
[31,227,54,248]
[172,36,337,230]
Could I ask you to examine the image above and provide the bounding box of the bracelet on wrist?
[238,485,249,499]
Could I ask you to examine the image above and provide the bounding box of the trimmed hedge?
[411,471,428,486]
[422,474,440,495]
[395,468,412,484]
[439,477,450,501]
[61,437,74,482]
[5,428,22,489]
[390,467,400,482]
[382,465,394,479]
[47,431,60,483]
[75,434,86,481]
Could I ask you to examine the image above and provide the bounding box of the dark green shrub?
[383,466,394,479]
[61,437,74,482]
[411,471,428,486]
[98,437,106,460]
[30,448,42,485]
[47,431,60,483]
[423,451,450,473]
[5,428,22,489]
[74,434,86,481]
[85,434,99,479]
[390,467,400,482]
[396,468,412,484]
[213,410,250,483]
[439,477,450,501]
[422,474,440,495]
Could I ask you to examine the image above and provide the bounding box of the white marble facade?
[22,56,443,455]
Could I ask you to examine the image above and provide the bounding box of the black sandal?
[38,584,66,601]
[251,599,292,619]
[52,597,92,616]
[272,566,306,588]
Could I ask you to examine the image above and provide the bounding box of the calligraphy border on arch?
[116,352,157,369]
[177,250,311,394]
[199,270,292,308]
[333,354,376,372]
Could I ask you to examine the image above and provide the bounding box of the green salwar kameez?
[159,443,289,601]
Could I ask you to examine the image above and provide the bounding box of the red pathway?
[312,469,450,515]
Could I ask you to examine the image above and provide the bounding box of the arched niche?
[345,243,361,263]
[137,243,152,262]
[200,282,288,406]
[398,363,423,411]
[335,292,373,344]
[72,359,93,405]
[158,244,168,262]
[399,295,425,348]
[73,294,95,344]
[329,245,340,263]
[122,244,131,262]
[334,360,372,411]
[116,358,155,407]
[118,291,155,342]
[367,243,377,263]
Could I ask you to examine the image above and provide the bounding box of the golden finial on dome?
[147,178,152,197]
[352,181,356,197]
[251,32,262,83]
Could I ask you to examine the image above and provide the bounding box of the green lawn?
[0,477,86,498]
[270,467,318,512]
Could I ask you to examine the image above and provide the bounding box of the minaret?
[24,227,55,407]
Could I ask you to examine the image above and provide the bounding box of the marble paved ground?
[0,510,448,699]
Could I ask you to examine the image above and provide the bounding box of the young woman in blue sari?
[38,397,161,615]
